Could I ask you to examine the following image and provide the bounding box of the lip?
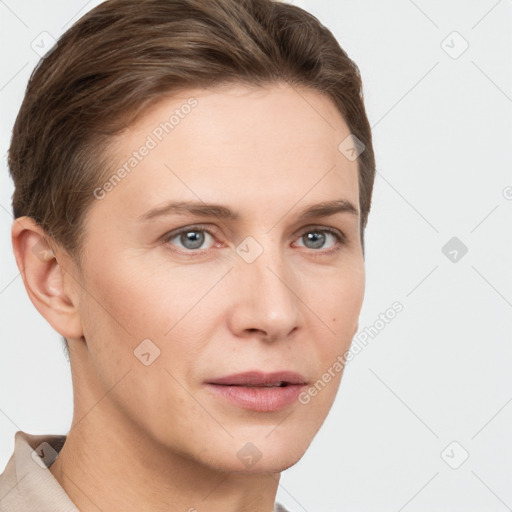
[204,371,308,412]
[206,370,307,387]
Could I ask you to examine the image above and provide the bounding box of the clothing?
[0,431,292,512]
[0,431,76,512]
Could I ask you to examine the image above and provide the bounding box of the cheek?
[79,252,222,376]
[303,260,365,400]
[310,262,365,336]
[76,256,211,432]
[76,252,165,387]
[301,273,364,422]
[82,252,193,339]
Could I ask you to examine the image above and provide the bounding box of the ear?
[11,216,84,340]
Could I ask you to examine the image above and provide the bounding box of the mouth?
[206,370,307,387]
[204,371,308,412]
[219,382,291,387]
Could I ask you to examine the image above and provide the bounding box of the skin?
[11,82,365,512]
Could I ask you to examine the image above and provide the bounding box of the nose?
[226,238,303,342]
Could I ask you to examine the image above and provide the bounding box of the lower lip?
[204,383,306,412]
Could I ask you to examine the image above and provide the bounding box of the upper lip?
[206,371,307,387]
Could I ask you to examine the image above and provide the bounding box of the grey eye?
[297,230,341,250]
[302,232,327,249]
[166,228,215,251]
[179,230,206,250]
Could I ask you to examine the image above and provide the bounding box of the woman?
[1,0,375,510]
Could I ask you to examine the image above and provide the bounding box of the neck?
[49,405,280,512]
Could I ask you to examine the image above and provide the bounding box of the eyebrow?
[138,198,358,223]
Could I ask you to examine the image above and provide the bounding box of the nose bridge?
[231,233,301,339]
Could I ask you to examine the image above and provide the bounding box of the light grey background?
[1,1,511,511]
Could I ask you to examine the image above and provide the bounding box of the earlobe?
[11,216,84,340]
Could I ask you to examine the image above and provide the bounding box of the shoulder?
[0,430,77,512]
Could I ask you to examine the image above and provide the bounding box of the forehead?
[96,83,359,221]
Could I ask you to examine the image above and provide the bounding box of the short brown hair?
[8,0,376,353]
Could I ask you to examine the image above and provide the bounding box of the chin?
[201,433,312,475]
[204,450,307,475]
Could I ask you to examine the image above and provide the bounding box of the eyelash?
[161,224,347,256]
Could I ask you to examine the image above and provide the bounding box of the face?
[71,82,365,473]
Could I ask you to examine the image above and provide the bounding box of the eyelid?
[295,224,346,240]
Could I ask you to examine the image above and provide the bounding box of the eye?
[294,227,346,253]
[162,224,346,255]
[163,225,217,252]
